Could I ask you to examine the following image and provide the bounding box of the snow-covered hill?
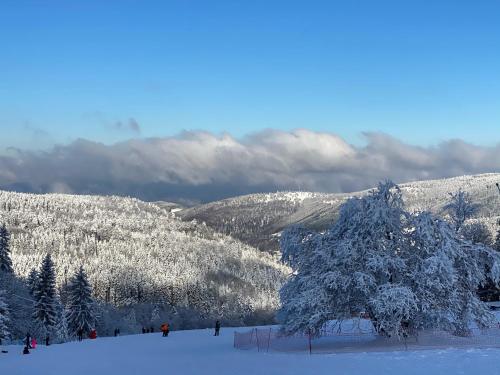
[3,326,500,375]
[179,174,500,252]
[0,191,288,326]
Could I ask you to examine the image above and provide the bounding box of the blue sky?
[1,0,499,151]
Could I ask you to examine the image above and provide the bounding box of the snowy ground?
[2,326,500,375]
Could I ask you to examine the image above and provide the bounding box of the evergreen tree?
[55,299,70,343]
[494,229,500,252]
[33,254,58,333]
[27,268,40,296]
[0,224,13,274]
[460,222,492,246]
[443,190,479,232]
[0,290,10,343]
[67,266,96,336]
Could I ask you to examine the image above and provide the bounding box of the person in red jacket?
[89,329,97,340]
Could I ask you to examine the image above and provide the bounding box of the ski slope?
[2,326,500,375]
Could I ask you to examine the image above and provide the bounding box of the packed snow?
[2,326,500,375]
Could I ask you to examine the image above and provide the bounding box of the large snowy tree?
[66,266,96,336]
[279,181,500,338]
[33,254,58,333]
[0,224,13,274]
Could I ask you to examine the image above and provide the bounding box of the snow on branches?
[279,181,500,338]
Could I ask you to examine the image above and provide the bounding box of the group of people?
[159,320,221,337]
[19,321,222,355]
[22,333,50,355]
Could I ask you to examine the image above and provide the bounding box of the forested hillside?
[0,191,288,333]
[179,174,500,252]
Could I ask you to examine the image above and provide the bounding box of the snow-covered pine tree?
[0,224,13,274]
[33,254,58,333]
[55,299,70,343]
[0,290,10,344]
[66,266,96,336]
[279,181,500,338]
[460,222,493,246]
[443,190,479,232]
[0,290,10,345]
[27,268,39,296]
[494,229,500,252]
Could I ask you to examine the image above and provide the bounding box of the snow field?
[3,326,500,375]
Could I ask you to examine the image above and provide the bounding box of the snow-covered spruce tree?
[460,222,492,246]
[66,266,96,336]
[27,268,40,296]
[278,181,500,338]
[443,189,479,232]
[0,290,10,343]
[0,224,13,274]
[494,229,500,252]
[33,254,58,334]
[55,299,70,343]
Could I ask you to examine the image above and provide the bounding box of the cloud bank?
[0,129,499,203]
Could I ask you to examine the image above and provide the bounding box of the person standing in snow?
[214,320,221,336]
[45,335,50,346]
[161,323,169,337]
[22,346,30,355]
[31,337,37,349]
[25,333,32,348]
[77,328,84,342]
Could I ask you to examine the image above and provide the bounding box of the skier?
[214,320,221,336]
[31,337,37,349]
[142,327,146,334]
[45,335,50,346]
[77,328,84,342]
[161,323,169,337]
[114,328,119,337]
[25,333,32,349]
[89,329,97,340]
[150,326,154,333]
[22,346,30,355]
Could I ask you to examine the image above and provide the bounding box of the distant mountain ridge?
[178,174,500,252]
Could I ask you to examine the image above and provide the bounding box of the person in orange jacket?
[161,323,169,337]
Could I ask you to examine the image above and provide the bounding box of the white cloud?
[0,129,498,203]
